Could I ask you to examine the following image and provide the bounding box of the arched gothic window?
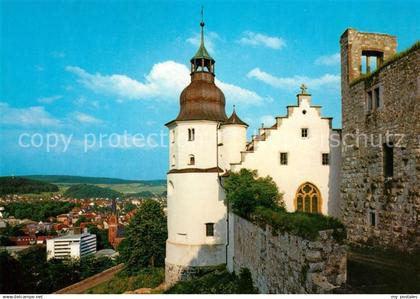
[294,182,322,214]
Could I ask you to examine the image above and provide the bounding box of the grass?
[84,267,164,294]
[6,191,62,200]
[56,183,166,196]
[97,183,166,195]
[252,206,346,242]
[164,267,258,294]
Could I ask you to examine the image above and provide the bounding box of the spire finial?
[300,83,308,94]
[200,6,205,46]
[233,104,236,111]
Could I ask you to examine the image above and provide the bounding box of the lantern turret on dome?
[167,15,227,124]
[190,19,215,74]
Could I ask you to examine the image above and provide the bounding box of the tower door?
[294,182,322,214]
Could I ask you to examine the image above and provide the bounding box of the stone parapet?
[229,214,347,294]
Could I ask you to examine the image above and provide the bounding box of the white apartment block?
[46,233,96,260]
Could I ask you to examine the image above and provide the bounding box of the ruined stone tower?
[340,28,420,252]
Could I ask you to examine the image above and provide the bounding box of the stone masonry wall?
[229,214,347,294]
[165,262,200,286]
[340,29,420,252]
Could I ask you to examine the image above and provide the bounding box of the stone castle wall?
[340,29,420,252]
[165,262,201,286]
[228,214,347,294]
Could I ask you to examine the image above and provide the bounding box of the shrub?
[165,267,258,294]
[254,206,346,242]
[224,169,284,217]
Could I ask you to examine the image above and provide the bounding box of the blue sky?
[0,0,418,180]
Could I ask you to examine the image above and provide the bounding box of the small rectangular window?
[171,130,175,143]
[188,155,195,165]
[280,152,288,165]
[301,128,308,138]
[205,223,214,237]
[322,153,329,165]
[367,91,373,112]
[374,87,381,109]
[383,143,394,178]
[369,211,376,227]
[188,128,195,141]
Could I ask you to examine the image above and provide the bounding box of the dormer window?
[188,154,195,165]
[188,128,195,141]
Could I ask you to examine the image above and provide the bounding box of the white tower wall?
[219,124,247,170]
[166,120,227,284]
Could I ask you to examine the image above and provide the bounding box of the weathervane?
[201,6,204,27]
[300,83,308,94]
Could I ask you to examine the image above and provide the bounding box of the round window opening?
[302,110,307,115]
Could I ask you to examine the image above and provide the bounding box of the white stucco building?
[165,20,341,284]
[230,88,341,216]
[46,233,96,260]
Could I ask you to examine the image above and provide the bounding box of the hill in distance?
[0,177,59,195]
[63,184,122,199]
[21,175,165,185]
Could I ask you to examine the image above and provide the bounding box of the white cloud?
[0,102,60,126]
[315,53,340,66]
[238,32,285,49]
[66,61,263,105]
[215,80,263,105]
[186,31,219,54]
[146,120,157,126]
[51,51,65,58]
[37,95,62,104]
[247,68,340,91]
[35,65,44,72]
[73,96,100,109]
[71,112,102,124]
[66,61,189,101]
[260,115,276,127]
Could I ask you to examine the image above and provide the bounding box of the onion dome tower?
[172,18,227,123]
[165,12,229,285]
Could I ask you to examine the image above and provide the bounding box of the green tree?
[79,255,115,279]
[0,250,21,293]
[87,225,112,250]
[42,258,80,292]
[17,245,49,293]
[119,199,167,272]
[74,215,88,226]
[224,169,284,217]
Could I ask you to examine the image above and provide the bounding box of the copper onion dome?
[169,15,227,123]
